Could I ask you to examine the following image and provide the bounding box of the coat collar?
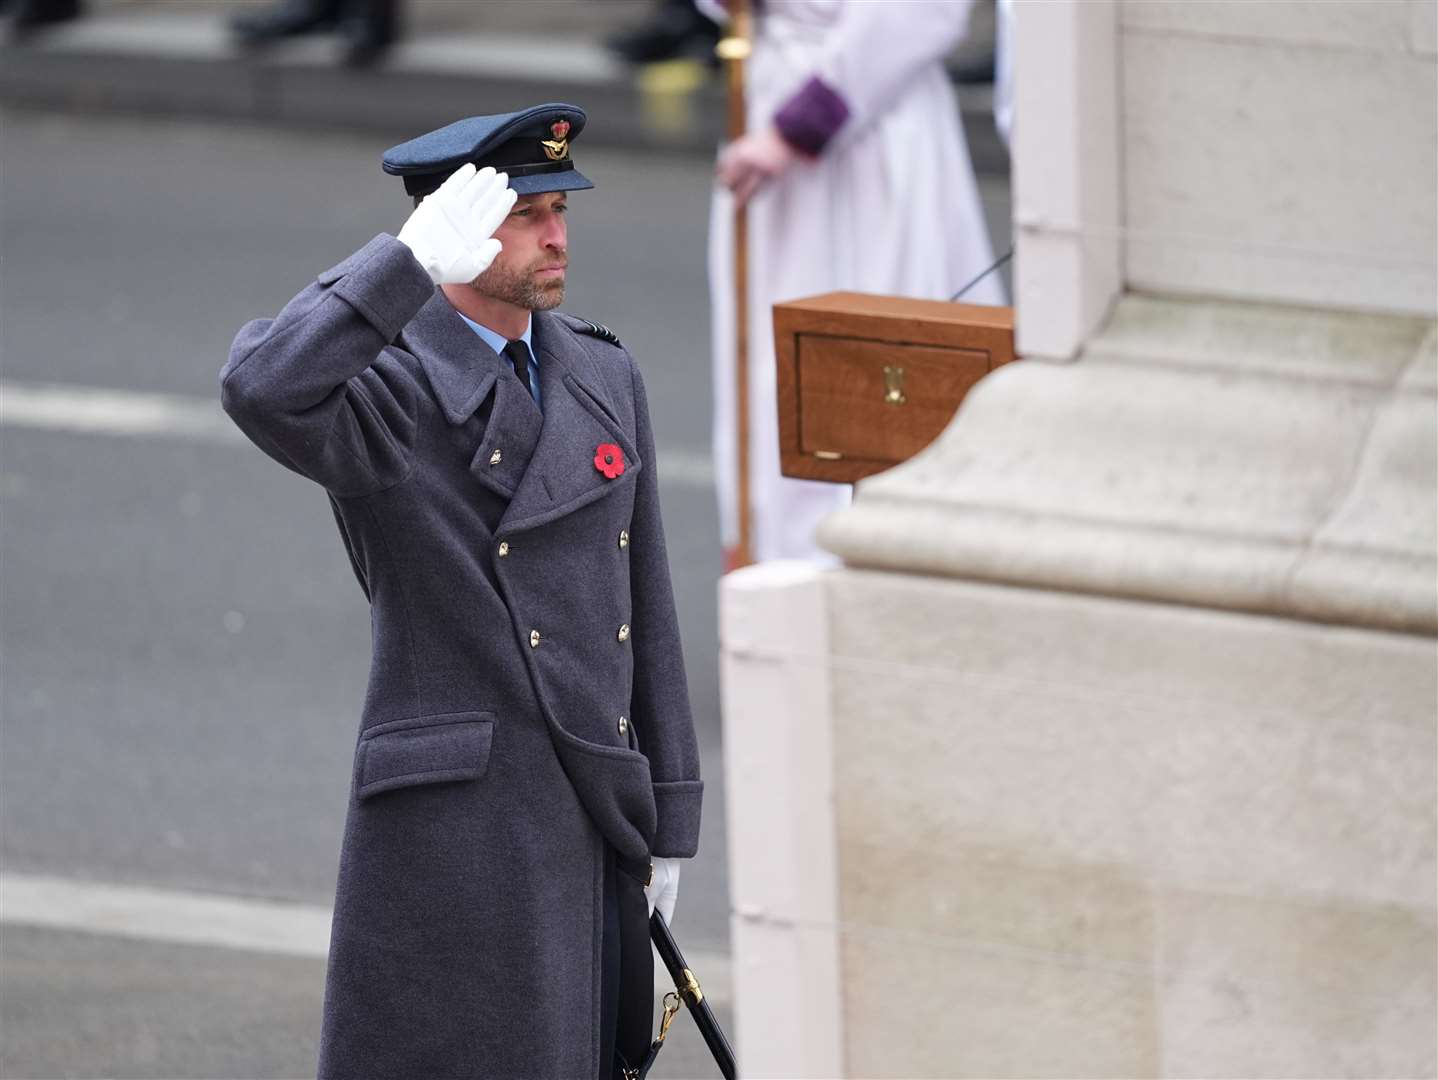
[399,291,505,425]
[497,310,642,535]
[398,297,643,534]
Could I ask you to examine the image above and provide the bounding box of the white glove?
[645,857,682,925]
[396,163,517,285]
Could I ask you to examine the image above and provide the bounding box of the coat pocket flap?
[355,712,495,800]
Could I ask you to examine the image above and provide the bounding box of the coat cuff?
[651,779,704,858]
[324,233,437,343]
[773,75,851,157]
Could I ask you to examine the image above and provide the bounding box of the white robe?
[708,0,1004,563]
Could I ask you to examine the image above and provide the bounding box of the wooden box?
[773,291,1016,483]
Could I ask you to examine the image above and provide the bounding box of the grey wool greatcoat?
[220,233,703,1079]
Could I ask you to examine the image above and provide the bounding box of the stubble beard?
[470,255,566,311]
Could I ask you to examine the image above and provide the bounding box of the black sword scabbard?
[649,911,738,1080]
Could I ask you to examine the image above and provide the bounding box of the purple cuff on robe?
[773,75,851,157]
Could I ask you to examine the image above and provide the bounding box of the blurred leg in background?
[606,0,717,65]
[229,0,399,67]
[338,0,398,67]
[7,0,83,34]
[230,0,344,45]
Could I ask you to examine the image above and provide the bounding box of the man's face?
[470,190,568,310]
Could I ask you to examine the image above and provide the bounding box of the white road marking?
[0,379,242,443]
[0,872,331,959]
[0,379,715,488]
[0,872,732,1001]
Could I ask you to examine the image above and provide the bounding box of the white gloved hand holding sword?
[646,856,681,925]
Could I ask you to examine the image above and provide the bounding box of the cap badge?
[542,119,571,162]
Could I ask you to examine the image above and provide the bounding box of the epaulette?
[573,318,622,347]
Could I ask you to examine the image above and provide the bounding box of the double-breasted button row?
[504,536,621,559]
[503,534,621,560]
[527,626,627,648]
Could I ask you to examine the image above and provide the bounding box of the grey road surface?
[0,105,1009,1078]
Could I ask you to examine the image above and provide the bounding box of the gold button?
[617,623,630,642]
[489,448,502,466]
[498,541,510,557]
[529,629,540,648]
[617,715,628,736]
[618,530,629,549]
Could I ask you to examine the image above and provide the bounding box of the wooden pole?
[717,0,753,571]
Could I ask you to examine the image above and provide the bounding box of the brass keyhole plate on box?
[883,365,907,405]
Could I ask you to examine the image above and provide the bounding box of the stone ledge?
[819,293,1438,636]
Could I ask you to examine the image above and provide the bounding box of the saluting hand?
[396,164,518,285]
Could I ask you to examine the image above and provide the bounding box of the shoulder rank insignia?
[575,318,621,347]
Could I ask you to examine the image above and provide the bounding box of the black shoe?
[950,51,997,86]
[340,24,393,66]
[230,0,343,48]
[10,0,82,32]
[338,3,395,67]
[606,1,719,65]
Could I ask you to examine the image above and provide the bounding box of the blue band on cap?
[505,160,576,179]
[384,103,593,199]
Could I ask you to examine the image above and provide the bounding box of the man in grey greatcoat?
[220,103,703,1079]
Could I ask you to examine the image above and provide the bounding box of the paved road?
[0,105,1009,1077]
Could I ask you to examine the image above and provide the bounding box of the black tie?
[503,340,534,400]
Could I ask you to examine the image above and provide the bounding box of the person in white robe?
[707,0,1004,565]
[994,0,1014,147]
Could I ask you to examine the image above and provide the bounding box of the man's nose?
[541,214,566,251]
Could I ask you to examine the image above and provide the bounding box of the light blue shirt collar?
[456,312,538,404]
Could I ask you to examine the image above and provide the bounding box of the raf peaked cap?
[382,103,595,199]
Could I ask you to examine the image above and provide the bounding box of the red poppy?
[594,443,625,479]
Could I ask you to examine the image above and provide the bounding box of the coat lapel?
[401,291,501,424]
[498,311,643,535]
[399,292,545,497]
